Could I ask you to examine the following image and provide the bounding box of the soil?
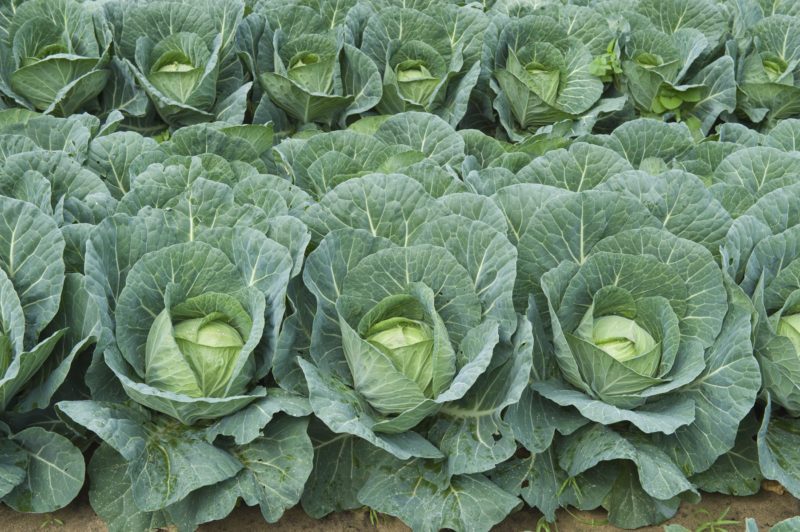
[1,489,798,531]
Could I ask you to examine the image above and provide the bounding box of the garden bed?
[3,491,798,531]
[3,0,800,531]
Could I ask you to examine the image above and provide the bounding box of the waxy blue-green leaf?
[372,111,465,169]
[0,196,64,344]
[599,169,732,254]
[87,443,168,532]
[765,119,800,151]
[758,397,800,498]
[2,427,85,513]
[282,130,410,199]
[585,118,695,169]
[556,424,698,528]
[13,274,99,412]
[87,131,159,199]
[231,416,313,523]
[59,400,241,511]
[691,413,762,496]
[711,146,800,217]
[303,229,394,380]
[0,438,26,500]
[301,419,393,519]
[493,444,614,522]
[515,142,633,191]
[411,215,517,339]
[204,389,311,445]
[298,358,443,459]
[437,193,508,234]
[429,315,532,475]
[495,188,660,311]
[637,0,728,51]
[0,114,93,162]
[653,279,759,476]
[302,173,447,244]
[358,459,520,532]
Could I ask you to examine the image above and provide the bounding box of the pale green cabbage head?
[145,293,255,399]
[366,313,436,399]
[777,313,800,355]
[584,315,659,368]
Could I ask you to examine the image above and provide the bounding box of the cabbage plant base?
[0,489,798,531]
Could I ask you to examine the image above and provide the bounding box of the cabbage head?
[737,15,800,125]
[490,15,603,136]
[101,0,249,127]
[359,2,486,126]
[56,189,314,529]
[0,0,111,115]
[238,1,381,127]
[491,188,760,529]
[282,169,531,531]
[615,0,734,134]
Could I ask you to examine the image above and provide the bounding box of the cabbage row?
[2,0,799,136]
[0,1,799,531]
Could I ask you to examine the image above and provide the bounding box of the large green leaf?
[637,0,728,50]
[286,130,397,198]
[437,193,507,234]
[0,196,65,345]
[303,173,447,244]
[429,315,532,475]
[298,358,443,460]
[303,229,394,379]
[503,387,587,455]
[515,142,633,191]
[587,119,695,169]
[205,389,311,445]
[261,72,353,124]
[2,427,84,513]
[494,438,617,521]
[765,119,800,151]
[358,459,520,532]
[557,424,698,528]
[84,211,184,350]
[87,132,159,198]
[712,147,800,209]
[599,170,732,255]
[758,398,800,498]
[691,413,762,496]
[232,416,313,522]
[411,215,517,339]
[87,443,168,532]
[60,399,241,511]
[373,111,465,169]
[686,56,736,135]
[500,189,660,311]
[533,379,696,434]
[0,114,91,161]
[0,438,27,500]
[12,274,99,412]
[656,279,759,476]
[301,420,391,518]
